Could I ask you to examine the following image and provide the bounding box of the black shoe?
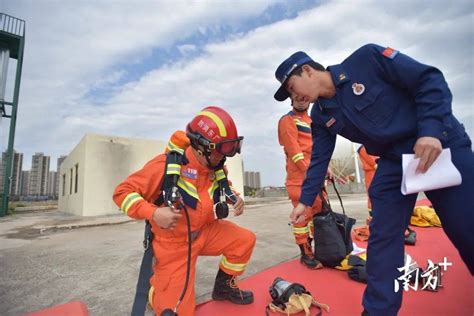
[361,310,369,316]
[404,227,417,245]
[299,243,323,269]
[212,269,254,304]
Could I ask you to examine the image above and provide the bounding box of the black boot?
[404,227,417,245]
[299,242,323,269]
[212,269,254,304]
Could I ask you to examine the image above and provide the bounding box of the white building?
[55,155,67,197]
[58,133,244,217]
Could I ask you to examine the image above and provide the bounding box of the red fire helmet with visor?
[186,106,243,166]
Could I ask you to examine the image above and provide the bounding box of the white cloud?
[177,44,197,56]
[1,0,473,186]
[1,0,281,164]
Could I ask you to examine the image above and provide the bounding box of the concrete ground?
[0,193,369,316]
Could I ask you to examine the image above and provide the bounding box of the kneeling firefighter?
[113,106,256,316]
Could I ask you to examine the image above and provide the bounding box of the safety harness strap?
[131,183,165,315]
[131,220,154,316]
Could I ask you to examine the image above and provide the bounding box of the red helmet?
[186,106,243,157]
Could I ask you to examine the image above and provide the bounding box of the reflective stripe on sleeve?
[292,153,304,163]
[292,225,309,235]
[121,192,144,214]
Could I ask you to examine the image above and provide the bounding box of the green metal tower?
[0,13,25,217]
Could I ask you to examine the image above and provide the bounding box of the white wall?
[58,136,86,216]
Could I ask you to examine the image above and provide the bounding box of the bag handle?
[328,177,346,216]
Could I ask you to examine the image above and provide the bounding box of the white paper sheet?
[351,242,366,255]
[401,148,462,195]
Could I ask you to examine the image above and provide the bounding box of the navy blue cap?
[274,51,313,101]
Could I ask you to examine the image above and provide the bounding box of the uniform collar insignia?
[328,64,350,87]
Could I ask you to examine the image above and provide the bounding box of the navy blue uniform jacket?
[300,43,469,206]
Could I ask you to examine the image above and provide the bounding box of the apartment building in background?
[244,171,261,189]
[0,150,23,196]
[28,153,50,196]
[21,170,30,196]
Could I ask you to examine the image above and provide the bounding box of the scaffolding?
[0,13,25,216]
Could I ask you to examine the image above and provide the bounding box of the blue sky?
[85,0,319,103]
[1,0,473,187]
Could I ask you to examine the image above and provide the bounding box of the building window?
[75,164,79,194]
[62,174,66,196]
[70,168,73,195]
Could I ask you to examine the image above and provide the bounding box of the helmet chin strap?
[196,147,226,169]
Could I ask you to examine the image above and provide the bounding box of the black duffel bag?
[313,182,356,267]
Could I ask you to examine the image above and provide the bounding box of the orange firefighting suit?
[278,110,324,244]
[357,145,378,210]
[113,147,256,316]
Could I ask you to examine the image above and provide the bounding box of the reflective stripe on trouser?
[150,220,256,316]
[286,185,323,244]
[363,147,474,315]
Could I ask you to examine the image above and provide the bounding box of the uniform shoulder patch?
[382,47,399,59]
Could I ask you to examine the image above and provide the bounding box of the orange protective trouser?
[364,169,375,210]
[150,220,256,316]
[287,185,324,245]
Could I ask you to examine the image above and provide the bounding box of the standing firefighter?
[273,44,474,315]
[278,99,325,269]
[113,106,255,316]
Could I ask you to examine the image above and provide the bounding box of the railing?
[0,13,25,37]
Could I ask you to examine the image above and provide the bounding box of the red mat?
[26,301,89,316]
[197,226,473,315]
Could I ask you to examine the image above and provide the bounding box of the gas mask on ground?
[266,277,330,316]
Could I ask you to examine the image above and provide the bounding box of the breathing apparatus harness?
[131,130,238,316]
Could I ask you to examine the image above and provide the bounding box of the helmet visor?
[215,137,244,157]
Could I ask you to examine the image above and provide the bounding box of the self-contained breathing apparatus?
[310,178,371,283]
[266,277,330,316]
[312,178,356,268]
[132,127,243,316]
